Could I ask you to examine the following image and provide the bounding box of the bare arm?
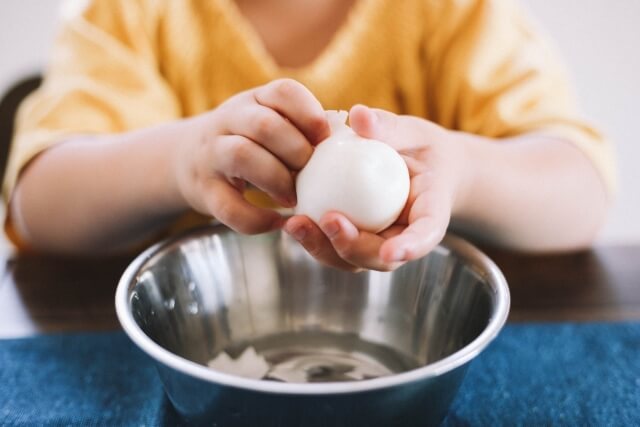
[451,132,609,252]
[10,79,329,255]
[11,122,190,254]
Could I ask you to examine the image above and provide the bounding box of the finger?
[284,215,360,272]
[214,135,296,207]
[254,79,330,144]
[205,180,284,234]
[223,105,313,171]
[379,191,450,263]
[349,104,441,152]
[319,212,406,272]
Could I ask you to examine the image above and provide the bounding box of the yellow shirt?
[3,0,616,244]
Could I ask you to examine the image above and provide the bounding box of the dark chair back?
[0,76,42,185]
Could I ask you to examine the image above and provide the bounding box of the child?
[3,0,615,272]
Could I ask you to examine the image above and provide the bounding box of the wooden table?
[1,234,639,338]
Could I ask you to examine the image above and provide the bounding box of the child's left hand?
[283,105,470,272]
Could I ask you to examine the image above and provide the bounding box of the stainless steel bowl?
[116,225,509,426]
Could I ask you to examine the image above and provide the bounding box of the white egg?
[295,111,410,233]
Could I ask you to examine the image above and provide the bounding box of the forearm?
[452,133,610,251]
[10,121,191,254]
[10,79,331,256]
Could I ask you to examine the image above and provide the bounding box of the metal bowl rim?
[115,225,510,395]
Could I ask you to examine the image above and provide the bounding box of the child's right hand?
[174,79,329,234]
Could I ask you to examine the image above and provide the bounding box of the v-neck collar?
[216,0,382,82]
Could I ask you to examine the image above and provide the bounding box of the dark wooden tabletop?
[0,232,639,338]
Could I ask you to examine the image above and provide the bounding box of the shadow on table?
[2,252,133,334]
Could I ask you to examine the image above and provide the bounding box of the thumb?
[349,104,397,141]
[349,105,417,152]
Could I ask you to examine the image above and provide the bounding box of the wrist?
[157,119,199,215]
[449,130,484,220]
[170,111,222,215]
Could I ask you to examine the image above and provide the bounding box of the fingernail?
[279,196,296,208]
[322,221,340,238]
[369,107,379,121]
[291,225,307,241]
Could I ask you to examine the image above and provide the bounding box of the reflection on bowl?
[116,225,509,426]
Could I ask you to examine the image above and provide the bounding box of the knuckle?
[302,237,330,260]
[254,111,279,138]
[305,242,324,259]
[227,138,252,168]
[336,244,354,260]
[271,78,303,99]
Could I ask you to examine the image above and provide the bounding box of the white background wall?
[1,0,639,244]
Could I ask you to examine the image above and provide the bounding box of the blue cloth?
[444,322,640,426]
[0,323,638,426]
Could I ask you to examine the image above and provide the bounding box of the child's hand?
[284,105,469,272]
[175,79,329,234]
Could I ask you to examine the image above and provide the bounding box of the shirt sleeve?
[424,0,616,193]
[3,0,181,203]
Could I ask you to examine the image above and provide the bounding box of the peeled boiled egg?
[295,111,410,233]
